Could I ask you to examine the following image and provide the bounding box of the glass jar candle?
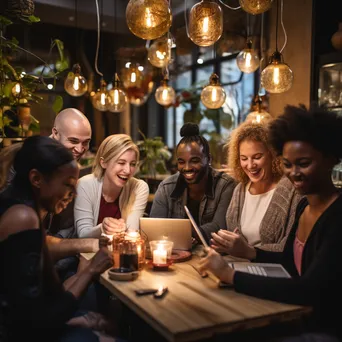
[149,240,173,269]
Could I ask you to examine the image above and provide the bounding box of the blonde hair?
[93,134,140,179]
[227,121,282,184]
[0,143,23,192]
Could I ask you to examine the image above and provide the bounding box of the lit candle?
[153,245,167,265]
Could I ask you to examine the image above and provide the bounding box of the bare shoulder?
[0,204,39,240]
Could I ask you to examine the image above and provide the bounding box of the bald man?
[51,108,92,161]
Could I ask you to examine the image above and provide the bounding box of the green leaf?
[52,96,63,114]
[3,82,16,98]
[28,15,40,23]
[55,59,69,72]
[0,16,13,28]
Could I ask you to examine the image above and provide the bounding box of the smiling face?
[35,160,79,214]
[239,139,274,184]
[177,142,209,185]
[282,141,335,195]
[101,149,137,189]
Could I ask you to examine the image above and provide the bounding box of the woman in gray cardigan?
[74,134,149,238]
[211,120,301,257]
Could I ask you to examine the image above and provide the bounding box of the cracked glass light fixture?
[239,0,273,15]
[201,73,226,109]
[261,51,293,94]
[126,0,172,40]
[245,96,272,123]
[148,36,171,68]
[122,63,154,106]
[155,77,176,106]
[107,74,128,113]
[64,64,88,97]
[236,40,260,73]
[92,79,109,111]
[188,0,223,47]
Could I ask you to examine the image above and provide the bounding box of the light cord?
[218,0,241,10]
[275,0,279,51]
[279,0,287,53]
[184,0,189,38]
[258,13,264,95]
[94,0,103,77]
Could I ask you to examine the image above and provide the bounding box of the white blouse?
[240,183,276,246]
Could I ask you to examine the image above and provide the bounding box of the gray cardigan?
[150,168,236,241]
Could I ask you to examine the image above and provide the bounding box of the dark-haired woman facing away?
[199,105,342,340]
[150,123,236,242]
[0,136,114,341]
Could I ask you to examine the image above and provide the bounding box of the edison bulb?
[188,0,223,47]
[236,42,260,73]
[155,81,176,106]
[246,111,272,123]
[148,37,171,68]
[64,64,88,97]
[239,0,273,15]
[126,0,172,40]
[261,52,293,94]
[201,73,226,109]
[122,63,154,106]
[107,75,128,113]
[92,80,109,111]
[12,82,22,98]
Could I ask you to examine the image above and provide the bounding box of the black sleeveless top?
[0,192,78,341]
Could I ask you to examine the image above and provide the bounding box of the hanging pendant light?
[107,74,128,113]
[126,0,172,40]
[188,0,223,47]
[64,64,88,97]
[239,0,273,15]
[236,39,260,73]
[201,73,226,109]
[122,62,154,106]
[246,96,272,123]
[148,36,172,68]
[92,79,109,111]
[155,77,176,106]
[261,51,293,93]
[11,82,22,98]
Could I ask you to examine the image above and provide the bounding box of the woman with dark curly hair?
[200,105,342,340]
[211,120,301,258]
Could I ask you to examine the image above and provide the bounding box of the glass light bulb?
[126,0,172,40]
[236,49,260,73]
[245,110,272,123]
[12,83,22,97]
[92,81,109,111]
[201,73,226,109]
[239,0,273,15]
[64,64,88,97]
[122,63,154,106]
[188,0,223,47]
[261,53,293,94]
[148,37,171,68]
[107,87,128,113]
[155,82,176,106]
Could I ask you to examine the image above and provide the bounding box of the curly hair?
[269,105,342,160]
[227,120,283,183]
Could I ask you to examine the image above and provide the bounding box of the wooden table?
[82,253,311,342]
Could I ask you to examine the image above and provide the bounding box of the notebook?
[227,262,291,278]
[139,217,192,250]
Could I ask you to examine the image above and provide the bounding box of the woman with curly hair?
[200,105,342,340]
[211,120,301,258]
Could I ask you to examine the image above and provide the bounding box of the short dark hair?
[269,105,342,159]
[176,123,210,158]
[13,135,74,189]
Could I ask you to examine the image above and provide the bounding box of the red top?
[97,195,121,225]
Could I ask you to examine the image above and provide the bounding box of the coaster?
[108,267,139,281]
[170,249,192,263]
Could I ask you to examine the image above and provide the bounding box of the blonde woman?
[211,120,302,257]
[74,134,149,238]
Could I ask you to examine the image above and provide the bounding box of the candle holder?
[112,231,146,271]
[149,240,173,271]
